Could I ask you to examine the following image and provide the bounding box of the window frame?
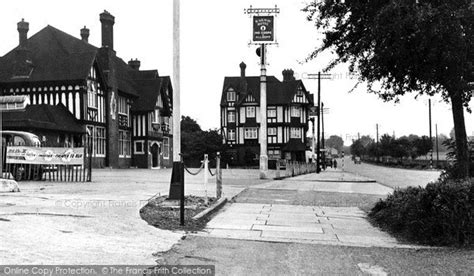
[134,140,145,154]
[246,106,256,118]
[244,127,258,139]
[227,90,236,102]
[228,129,236,141]
[228,111,236,123]
[290,127,301,139]
[290,106,301,117]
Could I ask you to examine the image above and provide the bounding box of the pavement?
[193,168,405,248]
[159,167,474,275]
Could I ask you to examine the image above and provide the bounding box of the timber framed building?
[220,62,314,166]
[0,11,173,168]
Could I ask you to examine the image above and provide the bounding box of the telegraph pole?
[304,72,331,173]
[435,123,439,167]
[321,102,326,170]
[316,72,321,173]
[376,123,379,162]
[429,98,433,169]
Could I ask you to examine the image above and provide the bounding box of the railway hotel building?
[0,11,173,169]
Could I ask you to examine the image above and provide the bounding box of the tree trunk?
[450,91,470,178]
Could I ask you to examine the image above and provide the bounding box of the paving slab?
[252,224,324,233]
[198,203,420,248]
[261,230,337,241]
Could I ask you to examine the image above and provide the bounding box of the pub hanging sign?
[253,16,274,43]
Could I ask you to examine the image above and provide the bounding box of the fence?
[1,143,92,182]
[183,153,223,200]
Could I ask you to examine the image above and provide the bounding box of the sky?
[0,0,472,145]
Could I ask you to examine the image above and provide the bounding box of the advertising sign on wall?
[6,147,84,165]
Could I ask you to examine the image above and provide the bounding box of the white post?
[259,44,268,179]
[172,0,181,162]
[204,154,208,203]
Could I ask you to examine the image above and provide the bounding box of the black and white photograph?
[0,0,473,275]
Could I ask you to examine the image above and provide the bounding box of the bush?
[369,179,474,246]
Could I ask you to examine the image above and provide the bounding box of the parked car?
[2,130,43,181]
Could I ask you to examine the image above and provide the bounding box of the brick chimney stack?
[128,59,141,70]
[17,19,29,48]
[80,26,90,42]
[240,62,246,78]
[100,10,115,50]
[282,69,295,81]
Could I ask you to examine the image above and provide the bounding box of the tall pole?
[316,72,321,173]
[435,123,439,167]
[259,44,268,179]
[168,0,183,202]
[311,118,315,163]
[376,123,379,162]
[321,102,325,170]
[172,0,181,162]
[429,98,433,169]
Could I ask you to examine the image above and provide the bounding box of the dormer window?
[227,89,236,102]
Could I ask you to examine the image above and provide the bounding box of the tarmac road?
[0,168,258,265]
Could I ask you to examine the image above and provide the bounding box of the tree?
[304,1,474,177]
[414,135,433,157]
[350,139,365,157]
[325,135,344,152]
[181,115,225,167]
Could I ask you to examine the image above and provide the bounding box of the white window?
[268,127,277,136]
[163,137,170,159]
[244,127,258,139]
[268,149,281,159]
[246,106,256,118]
[96,127,106,156]
[134,141,144,154]
[119,130,131,157]
[87,80,98,108]
[290,127,301,139]
[291,106,301,117]
[152,110,160,124]
[228,129,236,141]
[118,96,128,115]
[86,125,106,157]
[228,111,236,123]
[227,90,236,102]
[267,107,276,118]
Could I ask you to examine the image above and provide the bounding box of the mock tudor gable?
[220,62,314,166]
[0,11,173,169]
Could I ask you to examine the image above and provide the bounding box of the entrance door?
[151,143,160,168]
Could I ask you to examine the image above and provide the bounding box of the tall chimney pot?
[80,26,90,42]
[17,18,29,48]
[240,62,246,78]
[128,59,141,70]
[100,10,115,50]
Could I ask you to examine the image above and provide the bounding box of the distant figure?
[333,159,338,169]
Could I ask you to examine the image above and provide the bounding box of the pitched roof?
[221,75,313,106]
[0,24,156,99]
[0,25,96,83]
[131,75,172,114]
[1,104,86,133]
